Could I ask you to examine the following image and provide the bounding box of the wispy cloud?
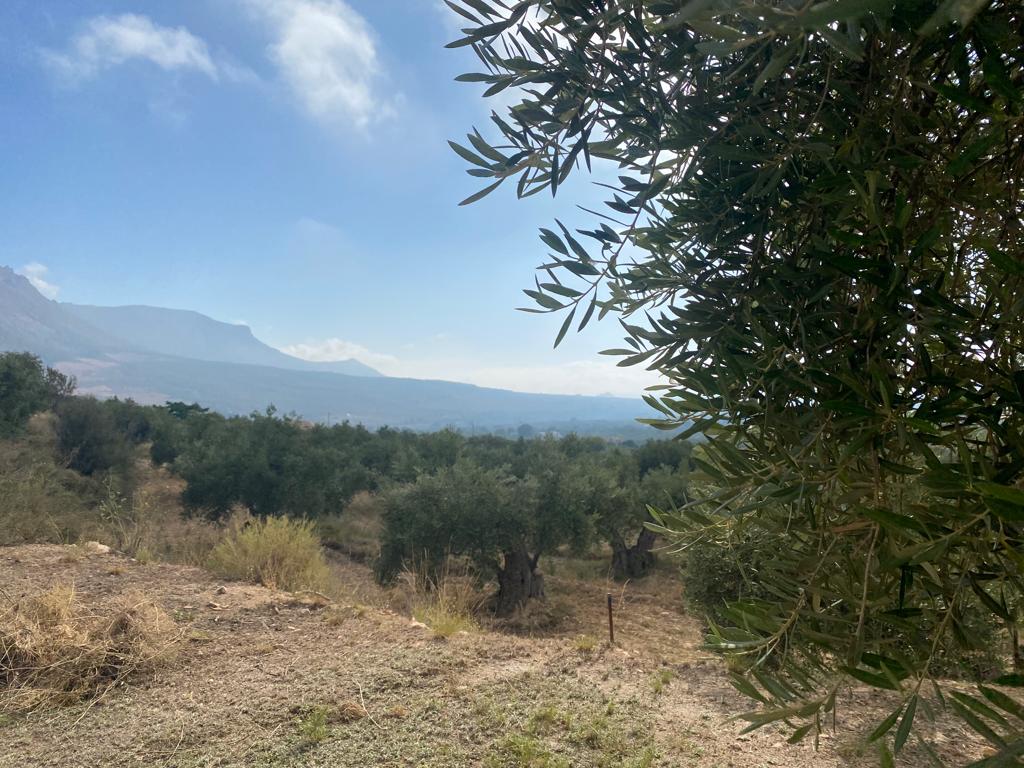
[463,360,660,398]
[17,263,60,300]
[280,335,659,397]
[281,337,399,371]
[243,0,393,131]
[41,14,219,84]
[41,5,392,133]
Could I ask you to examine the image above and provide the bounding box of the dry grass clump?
[207,516,333,593]
[397,565,483,639]
[0,584,177,714]
[572,634,599,654]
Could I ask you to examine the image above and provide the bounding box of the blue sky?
[0,0,655,396]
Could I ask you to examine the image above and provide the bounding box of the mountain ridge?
[62,302,380,377]
[0,265,648,435]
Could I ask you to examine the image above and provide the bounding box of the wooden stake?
[607,592,615,645]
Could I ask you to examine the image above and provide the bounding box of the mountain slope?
[0,267,121,359]
[62,303,380,377]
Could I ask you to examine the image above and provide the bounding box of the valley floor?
[0,545,989,767]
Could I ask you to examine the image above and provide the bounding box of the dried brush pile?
[0,584,178,713]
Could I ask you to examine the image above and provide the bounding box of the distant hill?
[0,265,649,435]
[63,303,380,378]
[58,355,645,432]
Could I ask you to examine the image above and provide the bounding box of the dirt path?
[0,545,989,767]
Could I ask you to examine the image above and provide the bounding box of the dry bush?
[207,515,333,593]
[0,419,219,565]
[395,563,483,638]
[99,481,221,566]
[112,462,222,566]
[0,416,106,546]
[0,584,178,713]
[317,492,383,562]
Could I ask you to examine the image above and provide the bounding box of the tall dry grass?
[0,584,178,714]
[395,562,484,638]
[96,477,220,566]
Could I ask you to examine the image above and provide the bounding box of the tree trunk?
[612,526,657,580]
[496,547,545,615]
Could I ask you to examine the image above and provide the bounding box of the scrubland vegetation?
[2,0,1023,761]
[0,344,1013,766]
[0,351,695,608]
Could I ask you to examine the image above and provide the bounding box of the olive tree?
[615,464,689,578]
[376,459,593,614]
[449,0,1024,760]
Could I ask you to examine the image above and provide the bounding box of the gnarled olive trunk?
[611,526,657,580]
[496,547,545,615]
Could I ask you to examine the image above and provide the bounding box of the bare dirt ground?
[0,544,990,767]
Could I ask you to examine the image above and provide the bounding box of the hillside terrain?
[61,303,381,378]
[0,544,989,768]
[0,266,646,434]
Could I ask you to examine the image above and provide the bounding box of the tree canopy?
[377,458,592,614]
[451,0,1024,761]
[0,352,75,437]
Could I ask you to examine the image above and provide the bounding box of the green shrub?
[208,516,332,592]
[54,397,133,476]
[0,353,71,437]
[297,705,330,745]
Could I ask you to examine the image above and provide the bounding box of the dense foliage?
[377,461,546,613]
[0,352,74,437]
[0,367,690,610]
[55,397,134,477]
[374,430,693,609]
[450,0,1024,760]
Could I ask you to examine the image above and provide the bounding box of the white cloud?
[244,0,391,130]
[17,263,60,300]
[463,360,661,398]
[42,14,219,83]
[281,337,399,370]
[280,335,660,397]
